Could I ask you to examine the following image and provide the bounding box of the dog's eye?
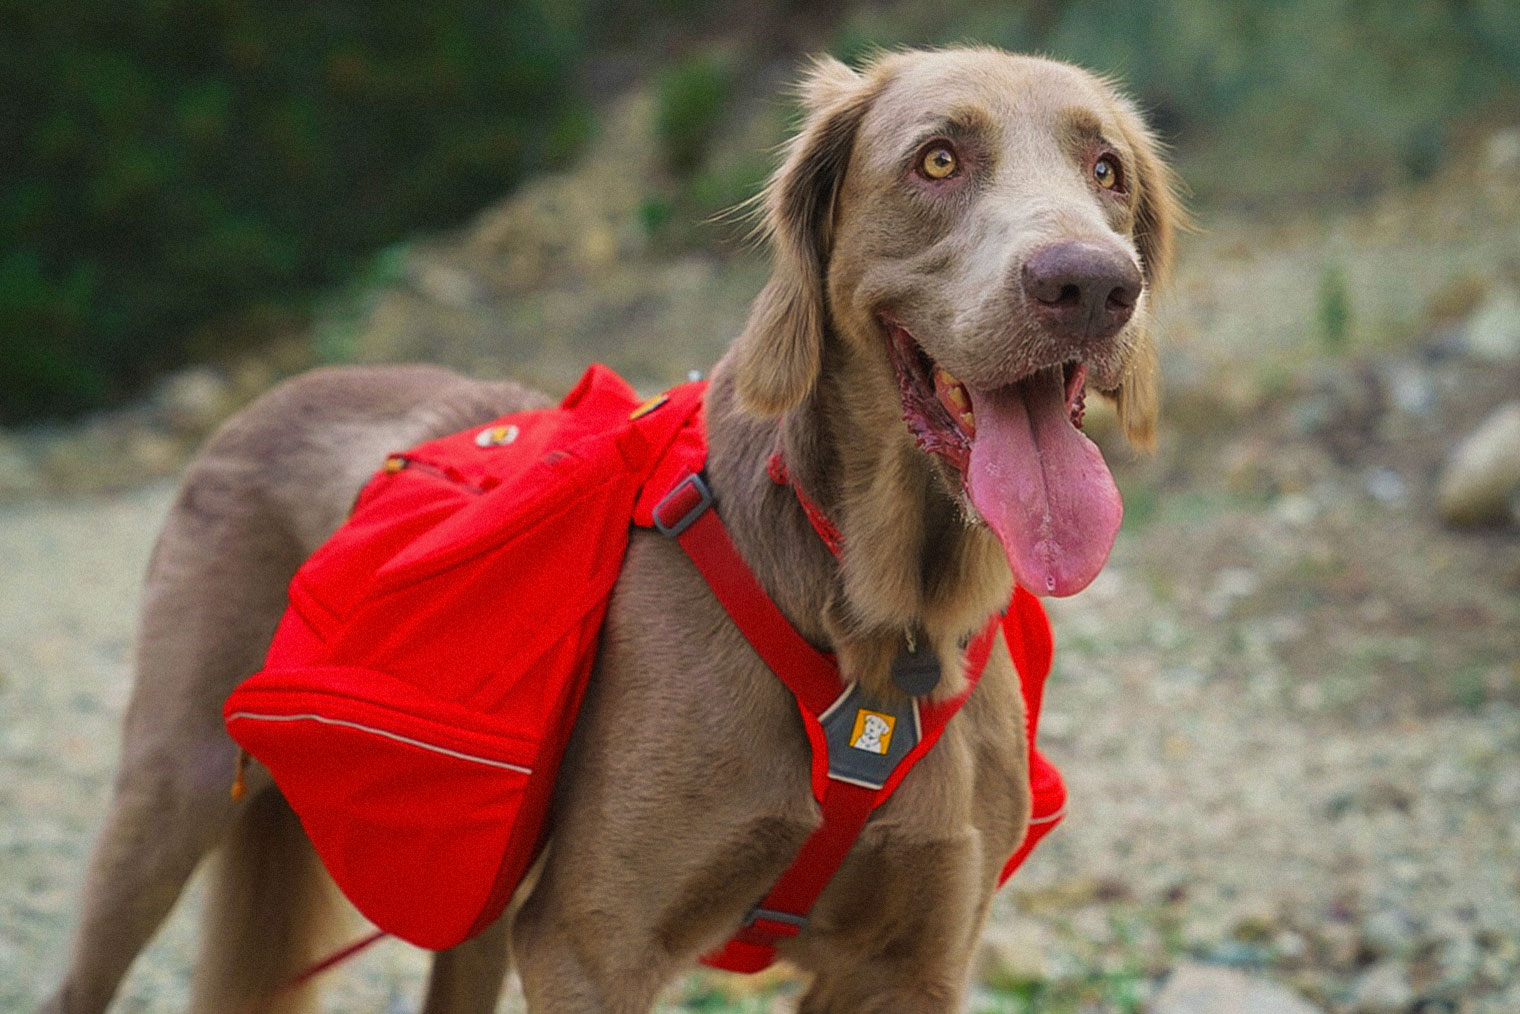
[1093,155,1123,191]
[921,146,958,180]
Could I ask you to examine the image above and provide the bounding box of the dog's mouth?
[885,319,1122,597]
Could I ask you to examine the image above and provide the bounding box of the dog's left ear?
[1111,102,1183,450]
[733,56,875,416]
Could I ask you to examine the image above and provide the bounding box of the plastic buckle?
[743,906,807,937]
[652,472,713,537]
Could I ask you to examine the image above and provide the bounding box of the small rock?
[1384,362,1435,416]
[974,920,1057,986]
[1203,566,1262,619]
[0,433,42,498]
[1273,930,1309,962]
[1364,468,1407,505]
[1462,286,1520,362]
[1486,126,1520,175]
[1350,961,1414,1013]
[411,261,483,310]
[124,428,184,477]
[1437,401,1520,526]
[1362,907,1418,959]
[1152,962,1323,1014]
[154,366,232,435]
[1272,492,1319,527]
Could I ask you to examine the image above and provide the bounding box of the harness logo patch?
[849,710,896,754]
[629,394,669,420]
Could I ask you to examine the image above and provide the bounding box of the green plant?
[655,54,733,177]
[1,0,594,423]
[1318,263,1352,352]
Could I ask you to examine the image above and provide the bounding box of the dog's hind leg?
[36,756,241,1014]
[188,785,346,1014]
[419,914,511,1014]
[41,460,315,1014]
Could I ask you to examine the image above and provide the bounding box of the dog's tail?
[190,786,350,1014]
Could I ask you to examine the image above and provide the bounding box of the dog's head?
[734,48,1181,597]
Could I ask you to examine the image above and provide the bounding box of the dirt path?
[3,468,1516,1013]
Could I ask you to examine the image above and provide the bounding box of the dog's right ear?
[1110,95,1184,451]
[733,56,874,416]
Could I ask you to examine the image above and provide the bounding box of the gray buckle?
[746,906,807,932]
[652,472,713,537]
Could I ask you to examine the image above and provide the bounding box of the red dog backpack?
[224,366,708,949]
[224,364,1064,956]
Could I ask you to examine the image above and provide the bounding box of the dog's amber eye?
[1093,155,1121,190]
[921,146,958,179]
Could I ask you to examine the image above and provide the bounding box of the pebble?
[1437,401,1520,526]
[1350,961,1415,1013]
[974,921,1057,985]
[0,435,42,499]
[1152,962,1323,1014]
[1462,286,1520,362]
[152,365,233,436]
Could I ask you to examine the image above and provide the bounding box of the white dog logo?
[849,711,894,755]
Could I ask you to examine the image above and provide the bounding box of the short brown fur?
[43,48,1177,1013]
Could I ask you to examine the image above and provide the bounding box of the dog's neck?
[704,345,1012,700]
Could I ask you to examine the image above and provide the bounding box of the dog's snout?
[1021,240,1143,343]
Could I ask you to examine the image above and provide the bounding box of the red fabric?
[998,586,1066,883]
[765,451,845,558]
[225,366,706,950]
[223,363,1063,961]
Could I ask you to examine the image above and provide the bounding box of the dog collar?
[766,450,845,558]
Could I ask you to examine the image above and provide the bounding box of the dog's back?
[40,364,540,1014]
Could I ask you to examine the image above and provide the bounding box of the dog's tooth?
[946,384,970,412]
[935,365,964,393]
[960,410,976,436]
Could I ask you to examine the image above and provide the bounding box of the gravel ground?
[3,451,1516,1013]
[4,111,1518,1014]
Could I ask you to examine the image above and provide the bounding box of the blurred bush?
[839,0,1520,203]
[1,0,593,422]
[656,54,734,177]
[8,0,1519,423]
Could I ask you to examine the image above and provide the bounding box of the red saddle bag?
[224,366,706,950]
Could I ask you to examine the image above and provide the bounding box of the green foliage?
[638,195,676,239]
[836,0,1520,203]
[1,0,594,422]
[656,55,734,177]
[1318,263,1352,352]
[973,973,1149,1014]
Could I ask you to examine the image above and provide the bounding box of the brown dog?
[42,47,1178,1013]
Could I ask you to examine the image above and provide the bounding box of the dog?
[850,714,893,754]
[42,46,1178,1013]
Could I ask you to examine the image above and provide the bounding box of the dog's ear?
[733,56,874,416]
[1112,103,1183,450]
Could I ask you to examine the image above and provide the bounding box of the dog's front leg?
[788,828,992,1014]
[510,891,673,1014]
[796,974,968,1014]
[510,809,811,1013]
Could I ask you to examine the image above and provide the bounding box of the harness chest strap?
[647,471,1002,973]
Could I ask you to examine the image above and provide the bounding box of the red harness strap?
[649,471,1001,973]
[766,452,844,558]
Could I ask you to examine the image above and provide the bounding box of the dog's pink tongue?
[966,371,1122,597]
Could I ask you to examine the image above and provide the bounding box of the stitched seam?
[227,712,533,775]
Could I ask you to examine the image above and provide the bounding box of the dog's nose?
[1021,240,1143,343]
